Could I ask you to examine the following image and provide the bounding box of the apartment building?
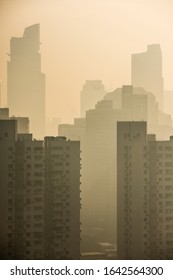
[44,136,80,259]
[0,120,80,259]
[117,121,173,259]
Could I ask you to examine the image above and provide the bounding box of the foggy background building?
[104,85,173,140]
[46,117,61,137]
[164,90,173,122]
[80,80,105,118]
[7,24,45,139]
[131,44,164,110]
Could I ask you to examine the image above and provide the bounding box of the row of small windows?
[47,146,70,151]
[158,146,173,151]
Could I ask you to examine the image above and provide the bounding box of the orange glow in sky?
[0,0,173,122]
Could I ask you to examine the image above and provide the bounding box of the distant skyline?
[0,0,173,122]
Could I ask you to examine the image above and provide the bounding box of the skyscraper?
[7,24,45,139]
[131,44,164,110]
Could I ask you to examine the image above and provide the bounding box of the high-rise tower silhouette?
[131,44,164,110]
[7,24,45,139]
[80,80,105,118]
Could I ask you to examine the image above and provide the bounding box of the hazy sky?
[0,0,173,122]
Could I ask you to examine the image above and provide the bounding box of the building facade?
[0,120,17,259]
[0,120,80,259]
[44,136,80,259]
